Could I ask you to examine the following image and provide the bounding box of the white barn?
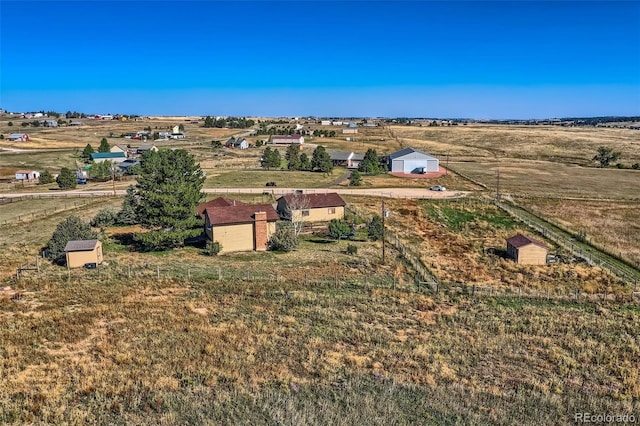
[388,148,439,174]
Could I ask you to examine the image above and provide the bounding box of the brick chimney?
[253,211,268,251]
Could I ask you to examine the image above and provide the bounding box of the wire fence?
[0,198,102,226]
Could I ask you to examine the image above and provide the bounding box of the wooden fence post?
[157,266,160,279]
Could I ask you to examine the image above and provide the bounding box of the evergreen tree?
[89,160,113,181]
[82,144,94,160]
[261,147,281,170]
[56,167,77,189]
[286,144,301,170]
[367,215,384,241]
[299,153,311,171]
[98,137,110,152]
[592,146,621,168]
[349,170,362,186]
[38,170,54,184]
[47,216,98,265]
[328,219,352,240]
[132,149,205,251]
[116,186,140,225]
[311,145,333,173]
[358,149,382,175]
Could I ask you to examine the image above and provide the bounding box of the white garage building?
[388,148,439,174]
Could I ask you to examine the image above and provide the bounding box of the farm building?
[320,120,331,126]
[110,145,133,156]
[90,152,127,164]
[328,151,365,169]
[68,121,84,126]
[42,119,58,127]
[15,170,40,181]
[203,200,279,253]
[270,135,305,145]
[388,147,439,174]
[64,239,103,268]
[7,133,30,142]
[506,233,549,265]
[277,192,346,223]
[225,137,249,149]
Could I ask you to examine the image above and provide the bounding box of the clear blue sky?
[1,1,639,118]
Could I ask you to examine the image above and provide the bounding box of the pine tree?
[286,144,301,170]
[82,144,94,160]
[299,153,311,171]
[98,138,110,152]
[349,170,362,186]
[132,149,205,251]
[358,149,382,175]
[311,145,333,173]
[116,186,140,225]
[261,147,281,170]
[56,167,77,189]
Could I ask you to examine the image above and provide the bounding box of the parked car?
[429,185,446,191]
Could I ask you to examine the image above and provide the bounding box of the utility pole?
[111,165,117,196]
[496,168,500,202]
[445,152,449,175]
[381,199,386,263]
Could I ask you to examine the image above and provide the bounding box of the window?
[328,208,336,214]
[302,210,310,217]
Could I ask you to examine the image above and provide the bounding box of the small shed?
[506,233,549,265]
[15,170,40,181]
[64,239,103,268]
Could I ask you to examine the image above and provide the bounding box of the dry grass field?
[515,198,640,268]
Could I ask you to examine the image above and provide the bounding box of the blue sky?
[1,1,639,118]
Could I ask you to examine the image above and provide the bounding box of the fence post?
[128,265,131,278]
[157,266,160,279]
[188,268,191,280]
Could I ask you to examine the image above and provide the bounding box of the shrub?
[38,170,54,184]
[56,167,77,189]
[90,208,118,228]
[132,230,196,252]
[328,219,352,240]
[47,216,98,265]
[367,215,384,241]
[208,240,222,256]
[268,226,298,252]
[349,170,362,186]
[632,163,639,170]
[346,244,358,255]
[615,163,625,169]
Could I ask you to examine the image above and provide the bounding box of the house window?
[302,210,310,217]
[328,208,336,214]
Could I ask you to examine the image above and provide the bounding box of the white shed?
[388,148,439,174]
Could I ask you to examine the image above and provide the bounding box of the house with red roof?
[202,198,279,253]
[506,233,549,265]
[276,192,346,223]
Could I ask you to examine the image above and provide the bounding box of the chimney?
[253,211,268,251]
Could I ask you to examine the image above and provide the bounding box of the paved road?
[0,187,470,200]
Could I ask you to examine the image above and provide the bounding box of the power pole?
[445,152,449,175]
[381,199,386,263]
[111,165,116,196]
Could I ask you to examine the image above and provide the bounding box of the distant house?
[172,125,180,134]
[158,131,171,139]
[270,134,305,145]
[203,199,279,253]
[225,137,249,149]
[342,123,358,134]
[117,159,140,174]
[506,233,549,265]
[42,119,58,127]
[7,133,30,142]
[64,239,103,268]
[388,147,439,174]
[363,122,377,127]
[137,144,158,154]
[332,121,343,126]
[15,170,40,181]
[90,152,127,164]
[320,120,331,126]
[68,121,84,127]
[328,151,364,169]
[171,133,186,139]
[277,192,346,223]
[110,144,132,156]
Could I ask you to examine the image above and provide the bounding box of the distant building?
[342,123,358,134]
[90,152,127,164]
[225,137,249,149]
[15,170,40,181]
[388,147,439,174]
[7,133,30,142]
[270,134,304,145]
[136,144,158,154]
[328,151,365,169]
[65,239,103,268]
[320,120,331,126]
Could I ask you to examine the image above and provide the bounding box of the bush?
[56,167,77,189]
[268,226,298,252]
[615,163,625,169]
[349,170,362,186]
[47,216,98,265]
[367,215,384,241]
[132,230,196,252]
[346,244,358,255]
[632,163,640,170]
[90,208,118,228]
[208,240,222,256]
[38,170,54,184]
[328,219,352,240]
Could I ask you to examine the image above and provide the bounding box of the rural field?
[1,117,640,424]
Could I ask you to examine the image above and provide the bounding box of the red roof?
[279,193,346,209]
[506,233,548,249]
[272,135,303,140]
[205,203,279,226]
[197,197,246,218]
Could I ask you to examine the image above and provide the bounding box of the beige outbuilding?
[64,239,103,268]
[506,234,549,265]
